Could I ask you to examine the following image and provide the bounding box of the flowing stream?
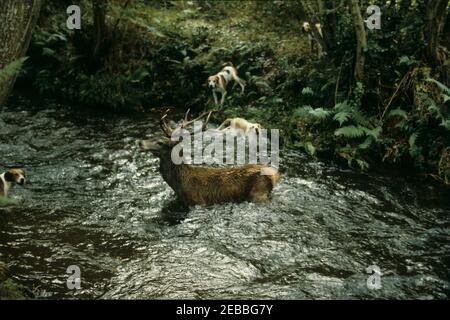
[0,104,449,299]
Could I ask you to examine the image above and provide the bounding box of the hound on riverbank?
[208,62,245,106]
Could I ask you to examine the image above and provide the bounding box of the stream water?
[0,103,449,299]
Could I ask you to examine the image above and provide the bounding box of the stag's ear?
[4,171,15,182]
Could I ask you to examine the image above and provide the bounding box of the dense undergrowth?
[11,0,450,183]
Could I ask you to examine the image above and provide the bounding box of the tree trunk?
[0,0,42,106]
[444,6,450,50]
[92,0,108,63]
[349,0,367,82]
[425,0,448,64]
[317,0,340,52]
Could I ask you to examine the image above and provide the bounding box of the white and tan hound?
[0,168,26,198]
[217,117,262,135]
[302,21,324,56]
[208,62,245,106]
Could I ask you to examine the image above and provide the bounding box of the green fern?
[358,136,373,149]
[443,95,450,104]
[363,126,382,140]
[333,101,351,125]
[308,107,331,119]
[304,141,316,156]
[334,125,366,138]
[427,78,450,95]
[332,100,372,127]
[356,159,370,170]
[293,105,313,118]
[333,111,350,126]
[387,108,408,119]
[302,87,314,95]
[350,107,372,128]
[408,132,421,157]
[294,106,331,121]
[440,119,450,130]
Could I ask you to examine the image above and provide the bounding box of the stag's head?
[139,109,213,158]
[139,138,172,157]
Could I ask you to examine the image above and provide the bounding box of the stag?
[139,110,280,206]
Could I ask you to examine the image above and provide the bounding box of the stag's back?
[160,160,280,206]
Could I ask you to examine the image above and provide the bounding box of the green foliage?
[0,278,32,299]
[0,57,28,82]
[387,108,408,119]
[335,125,366,138]
[0,196,18,206]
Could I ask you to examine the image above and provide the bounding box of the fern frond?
[443,94,450,104]
[409,132,418,148]
[308,107,331,119]
[302,87,313,95]
[333,111,350,126]
[304,141,316,156]
[363,126,382,140]
[408,132,422,157]
[427,78,450,95]
[387,108,408,119]
[356,159,369,170]
[333,101,349,111]
[334,125,366,138]
[440,119,450,130]
[293,106,313,118]
[350,107,372,127]
[358,137,373,149]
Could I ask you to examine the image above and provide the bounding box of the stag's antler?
[180,109,213,131]
[160,109,173,137]
[160,109,213,137]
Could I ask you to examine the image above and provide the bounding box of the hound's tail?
[217,118,232,130]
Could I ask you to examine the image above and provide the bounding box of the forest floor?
[137,2,309,61]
